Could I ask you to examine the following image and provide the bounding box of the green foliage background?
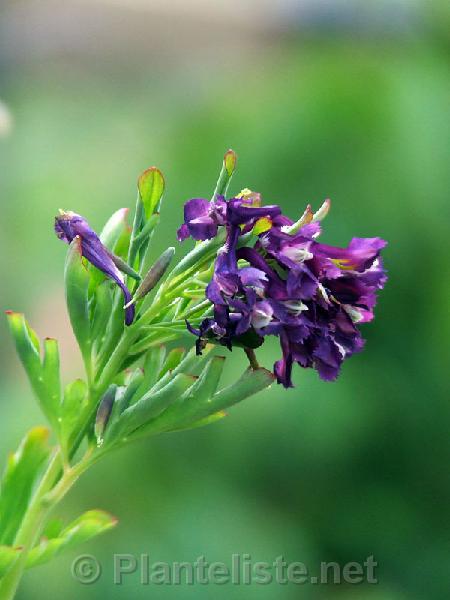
[0,2,448,599]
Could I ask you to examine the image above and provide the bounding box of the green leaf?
[170,410,227,432]
[27,510,117,568]
[133,346,166,403]
[151,344,215,394]
[166,228,226,282]
[6,311,45,402]
[141,356,226,433]
[111,374,196,441]
[59,379,88,458]
[91,282,113,344]
[207,367,275,415]
[149,367,274,434]
[99,208,129,250]
[64,237,92,379]
[6,313,62,427]
[42,338,61,428]
[0,428,51,545]
[157,347,186,380]
[137,167,165,219]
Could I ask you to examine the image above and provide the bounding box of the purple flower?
[178,192,387,388]
[55,211,135,325]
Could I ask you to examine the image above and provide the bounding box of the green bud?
[106,250,141,281]
[95,385,117,446]
[125,247,175,308]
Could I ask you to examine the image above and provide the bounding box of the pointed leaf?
[42,338,61,427]
[59,379,88,458]
[27,510,117,568]
[0,428,51,545]
[157,347,185,380]
[111,374,196,440]
[143,356,226,432]
[133,346,166,403]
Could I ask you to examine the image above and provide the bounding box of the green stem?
[0,452,61,600]
[0,449,94,600]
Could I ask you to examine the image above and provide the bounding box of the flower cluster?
[178,191,387,388]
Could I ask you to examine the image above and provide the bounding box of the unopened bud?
[224,149,237,177]
[106,251,141,281]
[95,385,117,446]
[125,247,175,308]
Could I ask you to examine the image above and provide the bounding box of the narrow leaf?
[112,374,196,440]
[27,510,117,568]
[0,428,51,545]
[59,379,88,458]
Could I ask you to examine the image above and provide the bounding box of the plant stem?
[0,448,94,600]
[0,452,61,600]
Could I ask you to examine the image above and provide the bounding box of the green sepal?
[137,167,165,219]
[0,427,51,545]
[64,237,92,380]
[27,510,117,568]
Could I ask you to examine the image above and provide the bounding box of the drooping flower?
[55,211,135,325]
[178,192,387,388]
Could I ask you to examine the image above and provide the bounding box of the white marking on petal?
[312,199,331,222]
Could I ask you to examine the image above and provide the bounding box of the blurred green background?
[0,1,449,599]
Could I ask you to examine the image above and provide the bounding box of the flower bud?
[95,385,117,446]
[224,149,237,177]
[125,247,175,308]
